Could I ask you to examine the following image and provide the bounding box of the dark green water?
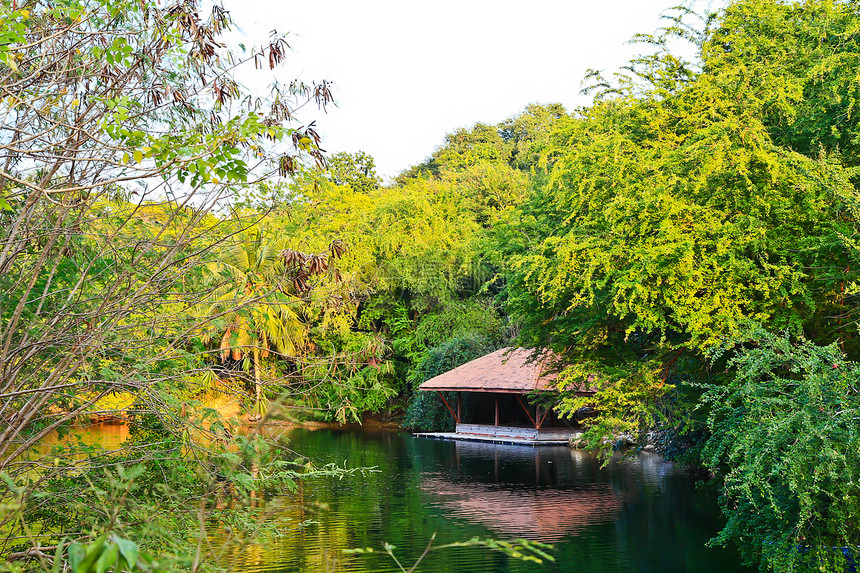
[233,428,753,573]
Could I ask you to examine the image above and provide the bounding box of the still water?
[231,428,754,573]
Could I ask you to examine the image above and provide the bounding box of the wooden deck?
[415,424,582,446]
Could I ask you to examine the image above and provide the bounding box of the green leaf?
[133,150,143,163]
[95,544,118,573]
[67,542,85,573]
[77,536,107,573]
[1,52,18,73]
[116,537,138,568]
[52,539,66,573]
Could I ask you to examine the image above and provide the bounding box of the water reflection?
[27,425,753,572]
[421,477,620,541]
[228,429,755,573]
[24,422,129,463]
[34,422,129,451]
[421,443,622,541]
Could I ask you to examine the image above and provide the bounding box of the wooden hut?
[417,347,595,444]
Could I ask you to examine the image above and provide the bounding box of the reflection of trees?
[223,430,753,573]
[418,443,753,572]
[228,429,433,573]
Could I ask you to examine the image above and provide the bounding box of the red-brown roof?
[418,347,563,394]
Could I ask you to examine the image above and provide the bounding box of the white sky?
[229,1,718,180]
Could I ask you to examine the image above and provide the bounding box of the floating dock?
[415,424,582,447]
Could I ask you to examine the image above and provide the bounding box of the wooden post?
[494,395,499,427]
[516,394,537,428]
[437,392,460,424]
[537,406,551,430]
[457,394,461,423]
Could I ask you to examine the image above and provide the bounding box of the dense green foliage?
[498,1,860,442]
[477,3,860,569]
[5,0,860,570]
[0,0,353,568]
[702,331,860,572]
[403,333,502,431]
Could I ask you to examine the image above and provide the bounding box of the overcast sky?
[229,1,718,180]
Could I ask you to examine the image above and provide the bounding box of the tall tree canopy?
[0,0,335,552]
[495,0,860,445]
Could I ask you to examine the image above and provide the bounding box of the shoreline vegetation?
[3,0,860,571]
[62,401,404,431]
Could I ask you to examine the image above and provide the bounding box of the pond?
[229,428,754,573]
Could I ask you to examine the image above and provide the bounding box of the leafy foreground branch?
[0,431,376,572]
[0,0,330,477]
[0,0,351,565]
[344,533,554,572]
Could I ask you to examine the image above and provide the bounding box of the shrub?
[701,330,860,572]
[403,334,499,431]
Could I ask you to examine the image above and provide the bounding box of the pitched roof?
[418,347,563,394]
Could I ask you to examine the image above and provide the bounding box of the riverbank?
[59,392,404,437]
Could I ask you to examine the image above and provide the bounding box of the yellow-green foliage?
[496,0,860,450]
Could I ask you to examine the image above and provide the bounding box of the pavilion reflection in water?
[420,441,623,541]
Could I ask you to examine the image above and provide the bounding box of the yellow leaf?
[2,54,18,73]
[133,150,143,163]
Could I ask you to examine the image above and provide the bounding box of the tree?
[0,0,332,550]
[701,0,860,166]
[499,103,567,170]
[199,225,332,419]
[322,150,382,193]
[403,331,505,432]
[496,0,860,447]
[702,331,860,572]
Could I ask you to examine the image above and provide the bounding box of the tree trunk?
[252,346,263,421]
[254,346,261,404]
